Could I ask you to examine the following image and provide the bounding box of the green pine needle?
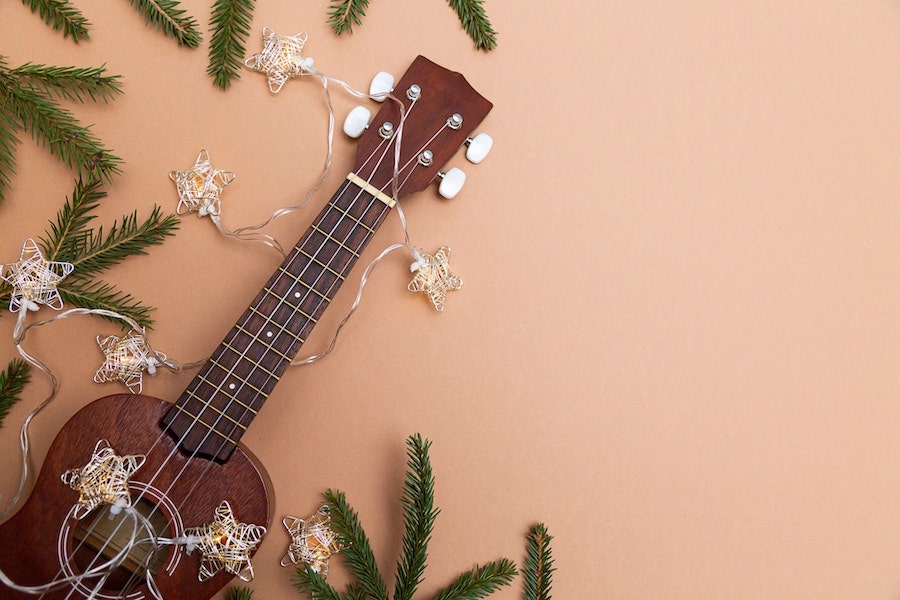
[394,433,439,600]
[0,359,32,429]
[55,206,180,278]
[327,0,370,35]
[523,524,554,600]
[207,0,257,90]
[125,0,202,47]
[0,79,121,181]
[324,488,390,600]
[8,63,123,104]
[0,105,21,203]
[58,278,155,328]
[41,175,107,263]
[19,0,90,42]
[225,586,254,600]
[447,0,498,51]
[344,583,367,600]
[431,559,518,600]
[293,566,343,600]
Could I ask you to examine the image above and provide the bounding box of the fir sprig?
[431,560,518,600]
[1,178,179,327]
[0,359,31,429]
[394,433,439,600]
[293,435,515,600]
[225,587,254,600]
[447,0,497,51]
[8,63,123,104]
[19,0,90,42]
[207,0,257,90]
[522,524,554,600]
[0,58,123,198]
[327,0,370,35]
[125,0,202,47]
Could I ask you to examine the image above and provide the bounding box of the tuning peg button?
[369,71,395,102]
[438,168,466,199]
[343,105,371,138]
[465,133,493,164]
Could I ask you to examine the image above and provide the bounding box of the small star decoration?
[407,246,462,312]
[183,500,267,582]
[169,149,235,217]
[280,506,345,575]
[244,27,313,93]
[93,330,163,393]
[60,439,146,520]
[1,238,74,312]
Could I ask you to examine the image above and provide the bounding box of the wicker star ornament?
[1,239,74,312]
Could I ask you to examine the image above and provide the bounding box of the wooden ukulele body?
[0,393,273,600]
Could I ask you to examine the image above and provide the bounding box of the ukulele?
[0,56,492,600]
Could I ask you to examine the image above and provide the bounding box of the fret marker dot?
[294,292,301,298]
[229,383,236,390]
[266,331,273,338]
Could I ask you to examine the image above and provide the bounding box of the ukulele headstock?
[351,56,493,201]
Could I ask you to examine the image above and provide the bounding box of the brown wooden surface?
[0,394,272,599]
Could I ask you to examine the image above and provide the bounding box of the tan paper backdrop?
[1,0,898,598]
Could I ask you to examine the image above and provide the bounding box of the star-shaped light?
[169,150,235,217]
[60,439,146,520]
[93,330,164,393]
[1,238,73,312]
[244,27,313,93]
[183,500,267,582]
[280,506,345,575]
[407,246,462,312]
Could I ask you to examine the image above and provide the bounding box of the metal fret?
[169,404,239,446]
[327,200,376,234]
[294,251,345,280]
[261,287,318,324]
[183,389,249,431]
[311,224,361,257]
[196,372,260,412]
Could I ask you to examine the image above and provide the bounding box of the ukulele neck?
[161,176,393,462]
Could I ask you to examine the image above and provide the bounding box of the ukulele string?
[58,75,413,596]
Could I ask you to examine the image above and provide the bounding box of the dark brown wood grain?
[0,393,272,599]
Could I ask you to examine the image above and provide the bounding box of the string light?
[0,238,74,312]
[408,246,462,312]
[280,506,345,575]
[93,329,166,393]
[169,149,235,218]
[181,501,267,582]
[60,439,146,520]
[244,28,313,93]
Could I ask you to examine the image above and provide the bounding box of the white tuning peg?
[438,168,466,200]
[343,105,371,138]
[369,71,395,102]
[465,133,493,164]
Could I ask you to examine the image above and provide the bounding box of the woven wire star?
[93,330,164,393]
[244,27,312,93]
[1,238,74,312]
[169,150,235,217]
[184,501,267,582]
[280,506,345,575]
[408,246,462,312]
[60,439,146,520]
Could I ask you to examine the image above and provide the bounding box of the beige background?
[1,0,898,598]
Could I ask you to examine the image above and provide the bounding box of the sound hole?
[72,496,172,593]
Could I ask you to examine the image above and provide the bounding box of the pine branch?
[225,587,254,600]
[19,0,90,42]
[0,104,21,203]
[394,434,440,600]
[0,79,121,181]
[56,206,180,278]
[125,0,202,47]
[324,488,390,600]
[343,584,367,600]
[41,176,106,262]
[207,0,256,90]
[446,0,498,51]
[327,0,370,35]
[293,566,343,600]
[0,359,31,429]
[8,63,123,104]
[522,524,554,600]
[59,278,155,328]
[430,559,517,600]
